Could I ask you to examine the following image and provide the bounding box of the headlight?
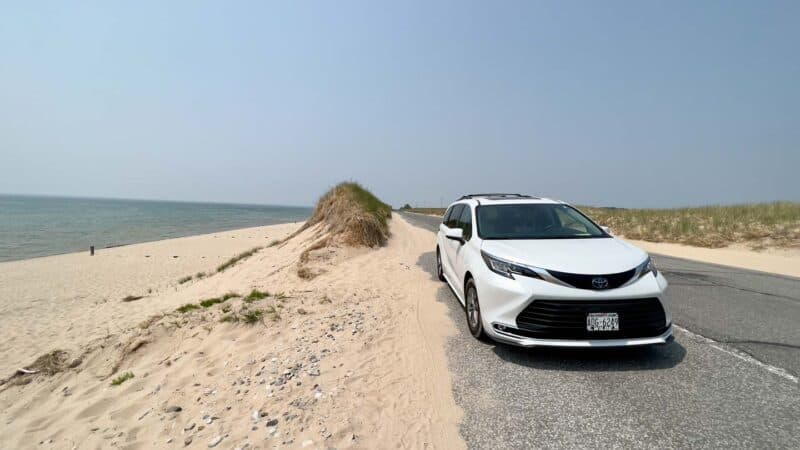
[638,256,657,278]
[481,251,542,280]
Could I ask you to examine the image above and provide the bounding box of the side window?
[442,206,454,225]
[459,206,473,240]
[446,204,464,228]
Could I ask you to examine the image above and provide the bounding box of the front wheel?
[464,278,485,339]
[436,248,445,281]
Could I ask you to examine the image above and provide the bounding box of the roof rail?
[457,193,538,200]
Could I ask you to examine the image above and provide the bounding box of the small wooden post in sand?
[90,246,94,256]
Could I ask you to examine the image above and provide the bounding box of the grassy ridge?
[402,202,800,249]
[344,182,392,230]
[306,182,392,247]
[580,202,800,249]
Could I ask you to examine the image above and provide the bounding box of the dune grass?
[581,202,800,249]
[300,182,392,247]
[243,289,269,303]
[111,371,134,386]
[176,303,200,313]
[217,246,263,272]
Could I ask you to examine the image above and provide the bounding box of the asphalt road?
[400,212,800,449]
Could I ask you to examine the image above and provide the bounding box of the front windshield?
[476,204,608,239]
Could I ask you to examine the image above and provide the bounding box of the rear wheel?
[465,278,485,339]
[436,248,445,281]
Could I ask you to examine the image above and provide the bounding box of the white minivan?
[436,194,673,348]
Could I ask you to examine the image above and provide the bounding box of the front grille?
[547,268,636,290]
[515,298,668,340]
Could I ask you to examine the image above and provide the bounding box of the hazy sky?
[2,1,798,208]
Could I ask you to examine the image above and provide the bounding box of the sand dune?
[0,216,463,449]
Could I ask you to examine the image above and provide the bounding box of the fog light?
[496,324,507,331]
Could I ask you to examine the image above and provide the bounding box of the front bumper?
[474,264,673,348]
[487,323,674,348]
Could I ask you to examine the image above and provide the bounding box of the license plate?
[587,312,619,331]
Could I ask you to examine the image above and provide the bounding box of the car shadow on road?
[417,250,687,372]
[490,339,686,372]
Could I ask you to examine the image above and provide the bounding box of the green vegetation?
[221,305,268,324]
[199,292,239,308]
[220,314,237,323]
[111,371,134,386]
[217,246,263,272]
[580,202,800,249]
[241,308,265,324]
[199,297,223,308]
[243,289,269,303]
[176,303,200,313]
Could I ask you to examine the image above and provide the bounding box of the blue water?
[0,195,312,263]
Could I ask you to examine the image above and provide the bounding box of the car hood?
[480,237,647,274]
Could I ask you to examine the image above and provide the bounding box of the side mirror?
[445,227,464,243]
[601,226,612,235]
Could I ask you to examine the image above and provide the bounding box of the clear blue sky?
[2,1,798,208]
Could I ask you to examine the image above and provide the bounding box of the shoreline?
[0,220,308,265]
[0,221,304,376]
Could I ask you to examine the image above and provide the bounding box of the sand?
[0,223,302,377]
[0,216,464,449]
[624,239,800,278]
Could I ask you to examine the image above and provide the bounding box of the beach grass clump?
[177,275,193,284]
[176,303,200,314]
[220,314,238,323]
[217,247,262,273]
[122,295,144,302]
[199,297,223,308]
[580,202,800,249]
[243,289,269,303]
[111,371,134,386]
[241,308,265,324]
[196,271,206,279]
[199,291,239,308]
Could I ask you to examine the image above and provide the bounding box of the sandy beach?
[0,216,464,449]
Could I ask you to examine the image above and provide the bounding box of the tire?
[436,248,446,281]
[464,278,485,339]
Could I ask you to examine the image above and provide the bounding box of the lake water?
[0,195,312,262]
